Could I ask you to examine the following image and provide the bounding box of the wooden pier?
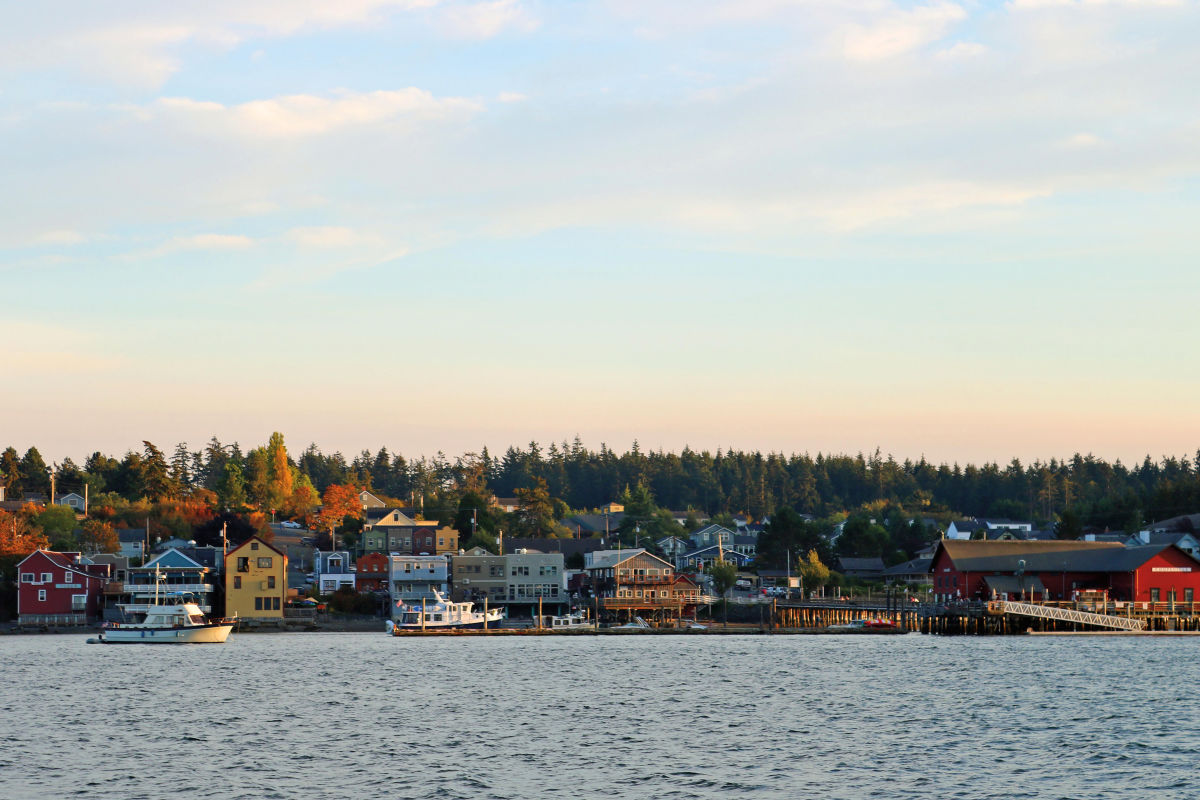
[771,600,920,631]
[919,598,1200,635]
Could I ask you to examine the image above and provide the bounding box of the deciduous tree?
[80,519,119,554]
[0,509,48,556]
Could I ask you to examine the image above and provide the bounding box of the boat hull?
[100,623,235,644]
[394,616,504,632]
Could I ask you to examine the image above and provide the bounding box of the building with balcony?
[584,548,675,600]
[388,554,449,618]
[583,548,691,624]
[120,548,219,616]
[225,536,288,619]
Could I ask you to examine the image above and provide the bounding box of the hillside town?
[9,471,1200,632]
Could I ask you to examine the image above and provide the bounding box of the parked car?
[281,521,302,529]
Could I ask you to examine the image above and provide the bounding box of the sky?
[3,0,1199,467]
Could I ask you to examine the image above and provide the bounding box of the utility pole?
[49,468,56,506]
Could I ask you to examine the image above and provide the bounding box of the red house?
[17,550,111,625]
[929,540,1200,603]
[356,552,390,592]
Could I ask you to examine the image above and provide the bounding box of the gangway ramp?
[987,601,1146,632]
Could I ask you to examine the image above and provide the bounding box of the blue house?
[121,548,219,616]
[677,544,753,572]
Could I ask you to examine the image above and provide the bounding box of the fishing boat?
[390,590,504,632]
[99,592,236,643]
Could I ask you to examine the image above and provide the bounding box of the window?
[272,597,281,610]
[72,594,87,611]
[268,576,276,589]
[257,557,272,568]
[438,538,444,547]
[234,576,242,589]
[41,572,53,583]
[38,589,46,601]
[251,542,259,550]
[236,558,249,573]
[1168,590,1177,603]
[20,573,33,583]
[1150,588,1161,602]
[255,597,264,610]
[1188,589,1195,603]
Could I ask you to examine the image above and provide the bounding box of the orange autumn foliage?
[0,509,50,557]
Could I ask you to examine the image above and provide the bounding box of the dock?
[919,598,1200,635]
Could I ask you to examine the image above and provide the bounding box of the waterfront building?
[16,550,110,625]
[389,554,449,617]
[504,549,566,616]
[929,539,1200,602]
[450,546,507,604]
[121,548,219,615]
[584,548,675,600]
[225,537,288,619]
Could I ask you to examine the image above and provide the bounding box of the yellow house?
[225,536,288,619]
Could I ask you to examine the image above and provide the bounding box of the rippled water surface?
[4,632,1200,799]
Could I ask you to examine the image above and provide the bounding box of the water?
[3,632,1199,800]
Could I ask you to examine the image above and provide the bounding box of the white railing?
[989,600,1146,631]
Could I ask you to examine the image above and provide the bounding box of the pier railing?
[987,600,1146,632]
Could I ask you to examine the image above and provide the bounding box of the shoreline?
[0,622,909,637]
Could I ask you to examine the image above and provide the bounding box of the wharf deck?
[921,599,1200,635]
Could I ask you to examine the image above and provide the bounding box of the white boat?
[539,609,596,631]
[100,592,236,644]
[391,590,504,631]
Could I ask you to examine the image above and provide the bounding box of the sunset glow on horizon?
[3,1,1198,467]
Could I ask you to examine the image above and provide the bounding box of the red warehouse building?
[17,550,112,625]
[929,540,1200,603]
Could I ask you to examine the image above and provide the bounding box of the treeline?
[4,437,1200,532]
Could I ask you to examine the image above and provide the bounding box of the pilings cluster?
[772,601,919,631]
[918,601,1200,635]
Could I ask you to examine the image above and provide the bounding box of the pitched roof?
[881,557,932,576]
[143,548,204,570]
[837,557,886,572]
[586,548,673,570]
[934,539,1182,573]
[227,535,287,559]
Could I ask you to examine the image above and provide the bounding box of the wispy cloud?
[142,89,482,138]
[130,233,255,260]
[438,0,539,39]
[840,2,967,61]
[0,1,524,87]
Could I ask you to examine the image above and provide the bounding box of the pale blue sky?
[3,0,1199,465]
